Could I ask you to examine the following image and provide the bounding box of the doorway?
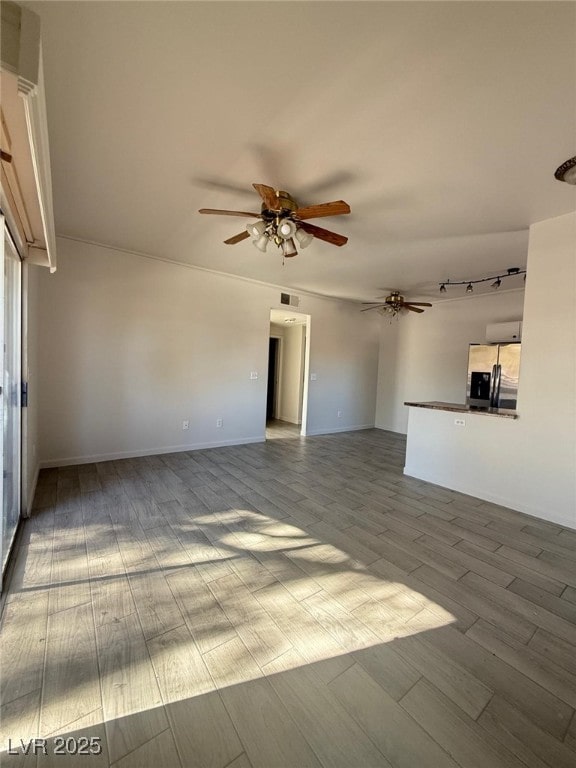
[267,337,280,420]
[267,309,309,439]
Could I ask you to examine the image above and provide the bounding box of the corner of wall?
[25,462,40,516]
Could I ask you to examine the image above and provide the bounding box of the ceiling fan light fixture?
[281,238,298,258]
[295,227,314,248]
[554,155,576,185]
[377,304,401,319]
[199,182,350,257]
[361,290,431,319]
[253,233,270,252]
[276,219,297,240]
[246,220,266,237]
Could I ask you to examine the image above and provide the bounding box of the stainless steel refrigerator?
[466,343,521,409]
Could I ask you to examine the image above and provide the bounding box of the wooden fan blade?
[252,183,278,209]
[224,231,250,245]
[298,221,348,246]
[404,305,425,313]
[199,208,260,217]
[374,296,432,306]
[295,200,351,220]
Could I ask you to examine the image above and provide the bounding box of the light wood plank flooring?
[265,420,302,440]
[1,429,575,767]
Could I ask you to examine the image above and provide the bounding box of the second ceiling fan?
[199,183,351,258]
[362,291,432,317]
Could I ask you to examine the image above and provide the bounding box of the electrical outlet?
[250,371,258,380]
[182,420,189,430]
[337,410,342,418]
[454,418,466,427]
[310,373,317,381]
[216,418,223,428]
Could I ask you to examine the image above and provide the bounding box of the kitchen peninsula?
[403,400,521,510]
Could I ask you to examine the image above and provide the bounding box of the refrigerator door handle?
[489,364,499,407]
[489,365,496,406]
[493,364,502,407]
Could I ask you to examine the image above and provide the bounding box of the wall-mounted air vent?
[280,293,300,307]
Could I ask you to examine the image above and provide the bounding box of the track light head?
[554,156,576,185]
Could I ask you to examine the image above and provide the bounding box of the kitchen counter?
[403,399,520,509]
[404,400,518,419]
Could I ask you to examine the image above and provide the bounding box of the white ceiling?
[27,1,576,303]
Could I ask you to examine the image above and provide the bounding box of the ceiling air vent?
[280,293,300,307]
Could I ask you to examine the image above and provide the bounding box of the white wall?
[278,324,305,425]
[36,238,380,465]
[376,290,526,434]
[404,212,576,528]
[305,303,379,436]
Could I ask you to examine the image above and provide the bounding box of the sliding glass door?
[1,217,22,589]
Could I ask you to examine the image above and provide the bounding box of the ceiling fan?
[199,183,350,258]
[362,291,432,317]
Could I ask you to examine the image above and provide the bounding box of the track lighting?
[439,267,526,295]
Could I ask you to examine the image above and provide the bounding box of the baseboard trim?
[39,436,265,469]
[403,464,576,531]
[304,424,375,437]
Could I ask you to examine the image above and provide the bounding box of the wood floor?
[1,428,576,767]
[265,420,302,440]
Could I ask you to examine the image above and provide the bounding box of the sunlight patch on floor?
[0,506,458,753]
